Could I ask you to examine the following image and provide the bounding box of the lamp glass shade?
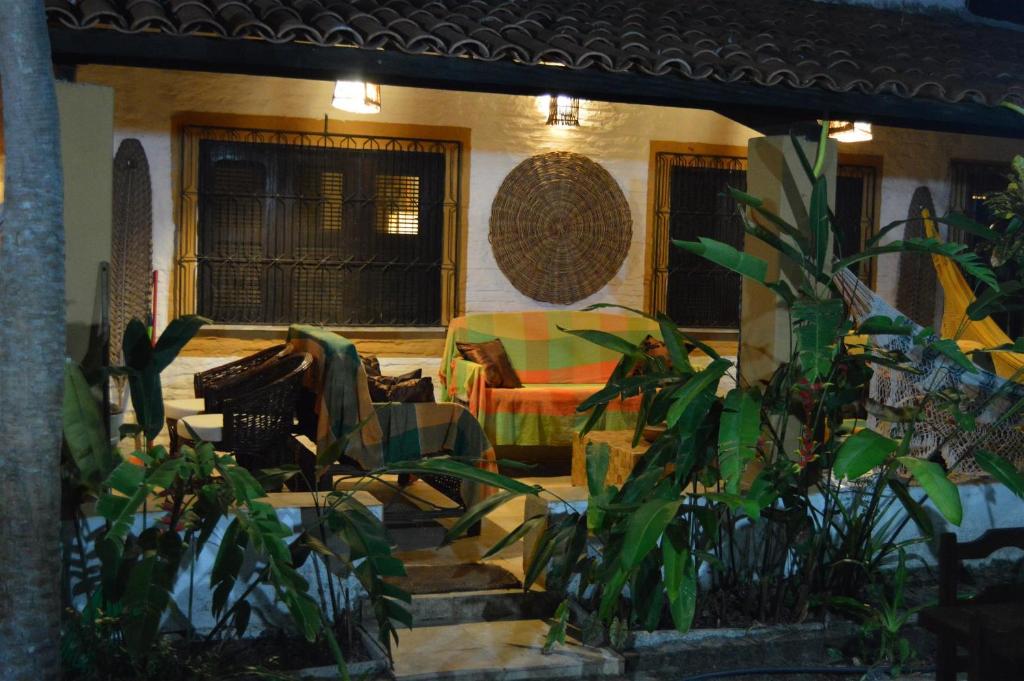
[827,120,872,143]
[546,95,580,126]
[332,81,382,114]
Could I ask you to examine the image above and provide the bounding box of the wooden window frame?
[172,112,471,330]
[644,142,883,314]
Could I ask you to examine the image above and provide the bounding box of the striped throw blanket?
[287,325,496,505]
[439,311,663,446]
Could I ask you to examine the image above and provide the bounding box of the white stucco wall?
[78,65,761,332]
[77,66,1021,386]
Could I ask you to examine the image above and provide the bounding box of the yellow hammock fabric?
[921,209,1024,380]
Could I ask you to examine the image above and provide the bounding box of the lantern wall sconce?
[546,95,581,126]
[826,120,872,143]
[332,81,382,114]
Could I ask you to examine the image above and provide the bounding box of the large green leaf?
[673,237,768,283]
[122,554,174,659]
[122,318,153,371]
[793,298,845,380]
[657,315,692,372]
[662,524,697,633]
[833,429,898,480]
[930,338,978,374]
[128,365,164,441]
[598,566,629,621]
[63,361,114,483]
[834,238,998,290]
[738,210,815,283]
[666,358,732,427]
[974,449,1024,500]
[887,478,934,539]
[152,315,210,371]
[385,457,540,496]
[557,326,641,357]
[718,389,761,494]
[942,211,996,242]
[211,518,248,617]
[809,175,830,272]
[966,282,1024,321]
[585,441,611,531]
[443,489,523,544]
[898,457,962,526]
[482,515,546,560]
[727,186,811,255]
[856,315,913,336]
[620,497,680,570]
[586,441,610,496]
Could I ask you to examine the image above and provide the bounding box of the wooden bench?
[919,528,1024,681]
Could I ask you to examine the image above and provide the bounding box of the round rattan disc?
[489,152,632,304]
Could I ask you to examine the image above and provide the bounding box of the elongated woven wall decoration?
[895,186,939,328]
[110,138,153,365]
[489,152,632,304]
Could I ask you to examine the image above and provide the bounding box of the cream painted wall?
[57,81,114,364]
[74,66,1023,403]
[77,65,759,331]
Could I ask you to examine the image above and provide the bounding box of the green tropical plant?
[114,315,210,443]
[828,548,927,676]
[451,123,987,643]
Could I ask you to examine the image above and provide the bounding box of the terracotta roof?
[44,0,1024,107]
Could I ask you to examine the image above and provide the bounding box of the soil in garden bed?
[187,629,373,676]
[63,627,377,681]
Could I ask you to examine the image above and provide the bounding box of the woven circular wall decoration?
[489,152,632,304]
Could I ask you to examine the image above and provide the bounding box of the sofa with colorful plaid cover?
[439,311,662,447]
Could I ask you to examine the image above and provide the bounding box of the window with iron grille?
[834,164,879,285]
[651,152,878,329]
[949,159,1022,338]
[178,126,462,327]
[652,153,747,329]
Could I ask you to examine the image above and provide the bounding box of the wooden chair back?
[938,528,1024,606]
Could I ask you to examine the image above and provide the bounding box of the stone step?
[391,619,623,681]
[363,588,561,629]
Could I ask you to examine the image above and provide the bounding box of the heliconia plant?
[445,122,1009,645]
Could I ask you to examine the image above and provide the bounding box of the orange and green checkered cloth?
[439,311,663,446]
[287,325,496,505]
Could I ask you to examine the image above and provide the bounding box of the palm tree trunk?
[0,2,65,680]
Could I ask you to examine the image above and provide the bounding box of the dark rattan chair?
[166,344,290,453]
[179,352,312,474]
[193,343,290,399]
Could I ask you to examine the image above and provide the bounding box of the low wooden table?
[571,430,651,487]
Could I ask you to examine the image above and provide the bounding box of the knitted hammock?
[835,268,1024,474]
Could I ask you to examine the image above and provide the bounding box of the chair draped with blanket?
[286,324,497,511]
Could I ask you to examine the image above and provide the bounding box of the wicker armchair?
[179,352,312,473]
[193,343,290,399]
[166,344,290,453]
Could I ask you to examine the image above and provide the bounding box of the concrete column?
[739,135,836,386]
[57,81,114,364]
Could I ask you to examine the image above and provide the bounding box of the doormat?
[384,563,522,595]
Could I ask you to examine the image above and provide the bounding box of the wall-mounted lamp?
[332,81,382,114]
[545,95,581,126]
[827,120,872,143]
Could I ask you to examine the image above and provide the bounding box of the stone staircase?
[364,586,624,681]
